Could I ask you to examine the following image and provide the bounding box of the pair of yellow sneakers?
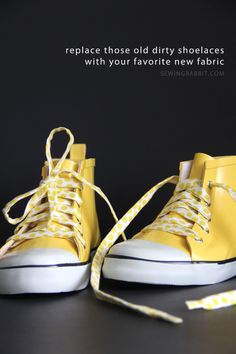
[1,127,236,324]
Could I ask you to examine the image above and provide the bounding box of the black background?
[0,1,235,353]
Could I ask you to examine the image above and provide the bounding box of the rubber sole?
[0,262,90,294]
[103,255,236,285]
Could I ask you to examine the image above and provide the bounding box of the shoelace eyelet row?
[1,127,122,257]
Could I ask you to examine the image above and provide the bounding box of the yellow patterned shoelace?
[91,176,236,324]
[1,127,123,256]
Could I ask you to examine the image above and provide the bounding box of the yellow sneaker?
[0,127,118,294]
[91,152,236,323]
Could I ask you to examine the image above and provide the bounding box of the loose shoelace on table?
[91,176,236,324]
[1,127,124,257]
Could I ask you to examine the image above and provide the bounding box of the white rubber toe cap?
[0,248,80,268]
[108,239,191,262]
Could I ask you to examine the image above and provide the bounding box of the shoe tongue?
[59,159,78,172]
[189,153,214,179]
[42,159,78,179]
[42,144,86,177]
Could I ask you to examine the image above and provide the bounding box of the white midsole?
[103,257,236,285]
[0,263,90,294]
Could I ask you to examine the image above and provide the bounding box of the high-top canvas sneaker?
[91,152,236,323]
[0,127,118,294]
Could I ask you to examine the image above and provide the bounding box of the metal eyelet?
[194,237,203,243]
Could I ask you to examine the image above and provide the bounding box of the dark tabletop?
[0,277,235,354]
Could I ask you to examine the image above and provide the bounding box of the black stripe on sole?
[0,261,90,270]
[106,254,236,265]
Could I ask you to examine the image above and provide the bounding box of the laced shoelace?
[1,127,124,257]
[144,178,211,241]
[91,175,236,324]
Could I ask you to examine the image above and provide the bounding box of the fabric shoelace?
[1,127,124,257]
[91,176,236,324]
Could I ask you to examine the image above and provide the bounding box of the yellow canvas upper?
[133,152,236,262]
[8,147,100,262]
[0,128,119,264]
[190,153,236,261]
